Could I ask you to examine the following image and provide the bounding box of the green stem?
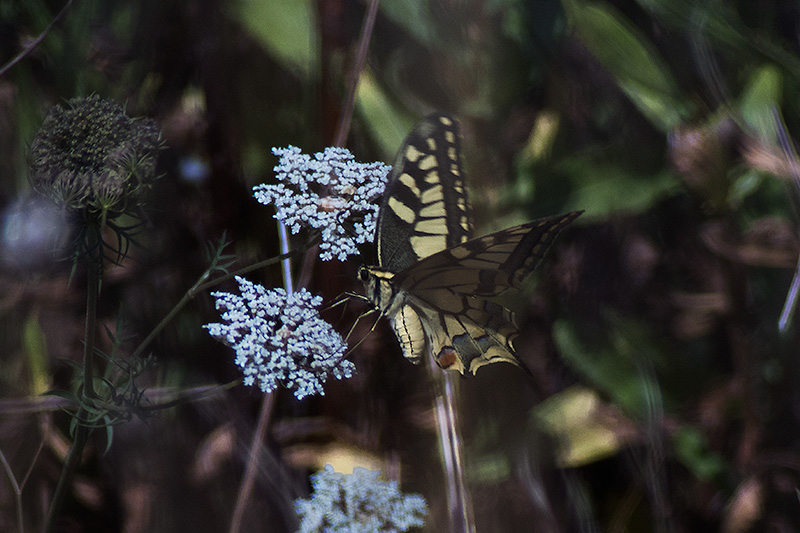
[89,379,242,415]
[43,422,87,532]
[0,445,24,532]
[82,223,101,399]
[44,221,104,532]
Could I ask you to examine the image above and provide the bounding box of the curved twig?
[0,0,75,78]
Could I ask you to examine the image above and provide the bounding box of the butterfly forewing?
[376,114,473,272]
[395,212,583,297]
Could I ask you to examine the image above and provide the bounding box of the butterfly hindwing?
[394,212,581,373]
[375,282,520,373]
[423,295,519,374]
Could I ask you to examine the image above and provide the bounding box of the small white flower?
[295,465,428,532]
[253,146,389,261]
[204,277,354,400]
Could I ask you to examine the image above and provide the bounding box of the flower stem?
[44,221,104,532]
[227,392,277,533]
[228,220,292,533]
[82,222,102,399]
[43,423,88,532]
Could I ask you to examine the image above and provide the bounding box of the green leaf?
[738,64,782,143]
[552,315,666,418]
[230,0,317,77]
[23,311,50,395]
[355,69,416,159]
[469,452,511,484]
[102,416,115,455]
[533,385,638,466]
[44,389,80,407]
[727,168,766,208]
[379,0,438,45]
[553,153,680,216]
[672,426,725,481]
[563,0,687,130]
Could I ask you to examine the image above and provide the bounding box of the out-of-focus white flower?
[295,465,428,532]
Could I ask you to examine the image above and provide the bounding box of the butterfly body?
[360,113,581,375]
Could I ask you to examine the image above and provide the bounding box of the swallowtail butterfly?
[359,114,581,375]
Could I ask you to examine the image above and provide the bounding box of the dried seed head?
[29,95,162,221]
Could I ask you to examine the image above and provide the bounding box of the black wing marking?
[396,211,583,297]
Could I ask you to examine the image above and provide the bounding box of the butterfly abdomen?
[359,265,428,363]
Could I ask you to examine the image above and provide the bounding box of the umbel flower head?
[253,146,389,261]
[29,95,161,222]
[204,277,354,400]
[295,465,428,533]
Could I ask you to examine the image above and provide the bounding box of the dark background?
[1,0,800,531]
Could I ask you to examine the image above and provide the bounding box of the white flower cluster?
[253,146,389,261]
[204,277,354,400]
[295,465,428,533]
